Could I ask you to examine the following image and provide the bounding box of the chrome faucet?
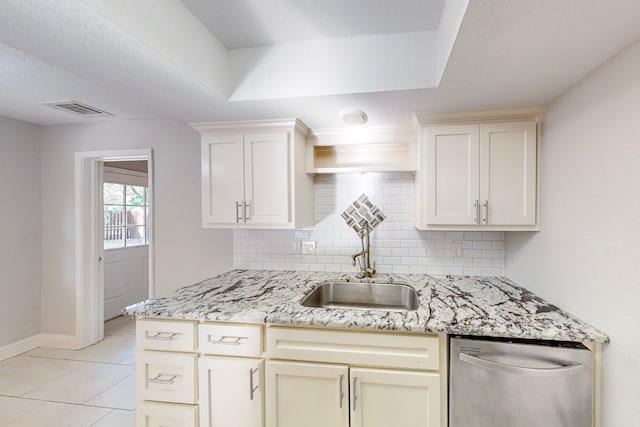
[351,219,376,278]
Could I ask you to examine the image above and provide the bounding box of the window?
[104,182,149,249]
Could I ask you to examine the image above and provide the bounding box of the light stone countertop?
[123,269,609,343]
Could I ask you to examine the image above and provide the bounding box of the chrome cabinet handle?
[244,201,251,222]
[459,352,584,377]
[210,335,248,345]
[338,374,344,408]
[146,331,179,341]
[474,200,480,224]
[148,373,177,385]
[249,368,259,400]
[236,201,242,223]
[352,377,358,412]
[483,200,489,223]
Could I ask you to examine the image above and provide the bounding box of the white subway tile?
[427,231,445,240]
[463,231,483,240]
[463,249,483,258]
[482,268,503,276]
[454,258,474,267]
[445,231,464,240]
[392,265,410,274]
[392,248,410,257]
[482,250,503,259]
[232,172,505,276]
[472,240,493,250]
[436,257,455,266]
[482,231,503,241]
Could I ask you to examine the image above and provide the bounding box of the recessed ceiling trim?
[42,100,113,117]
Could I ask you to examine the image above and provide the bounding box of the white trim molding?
[0,334,41,362]
[74,148,154,349]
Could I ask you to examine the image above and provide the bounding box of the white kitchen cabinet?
[350,367,440,427]
[265,326,445,427]
[265,361,440,427]
[199,356,264,427]
[415,110,539,230]
[137,401,198,427]
[194,119,314,229]
[266,361,349,427]
[136,319,199,426]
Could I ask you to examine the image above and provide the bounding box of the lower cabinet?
[138,401,199,427]
[199,356,264,427]
[266,361,349,427]
[351,367,440,427]
[265,361,441,427]
[136,319,444,427]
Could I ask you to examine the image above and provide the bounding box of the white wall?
[235,172,506,275]
[506,39,640,426]
[40,118,233,337]
[0,116,42,347]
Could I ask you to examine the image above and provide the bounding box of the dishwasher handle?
[459,352,584,377]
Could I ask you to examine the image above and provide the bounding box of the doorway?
[75,149,154,349]
[102,160,150,321]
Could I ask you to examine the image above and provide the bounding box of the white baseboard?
[39,333,81,350]
[0,334,41,362]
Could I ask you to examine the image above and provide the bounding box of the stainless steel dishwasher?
[449,336,594,427]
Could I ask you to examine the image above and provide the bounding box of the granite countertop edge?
[123,269,610,344]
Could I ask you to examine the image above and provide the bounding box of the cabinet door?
[479,121,537,225]
[243,132,290,225]
[202,133,245,225]
[199,357,264,427]
[426,125,480,225]
[266,361,349,427]
[350,368,440,427]
[138,401,198,427]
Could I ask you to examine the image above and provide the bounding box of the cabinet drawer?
[199,323,263,356]
[137,319,197,352]
[138,350,197,404]
[137,401,198,427]
[267,327,440,371]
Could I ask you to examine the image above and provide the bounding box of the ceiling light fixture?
[340,108,368,125]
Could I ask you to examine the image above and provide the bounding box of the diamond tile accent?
[341,193,386,233]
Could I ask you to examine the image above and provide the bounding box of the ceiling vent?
[42,100,113,117]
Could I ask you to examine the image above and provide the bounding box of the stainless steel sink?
[300,281,419,311]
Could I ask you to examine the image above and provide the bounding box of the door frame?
[74,148,154,349]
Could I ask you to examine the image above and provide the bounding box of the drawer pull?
[146,331,180,341]
[352,377,358,412]
[148,374,177,385]
[211,335,248,345]
[338,374,345,408]
[249,368,259,400]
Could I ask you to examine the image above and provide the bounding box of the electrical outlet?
[451,242,462,258]
[301,240,316,255]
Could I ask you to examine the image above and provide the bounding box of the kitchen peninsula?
[125,270,607,427]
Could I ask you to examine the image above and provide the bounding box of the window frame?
[103,166,149,250]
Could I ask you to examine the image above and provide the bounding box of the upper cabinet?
[192,119,315,229]
[415,109,540,231]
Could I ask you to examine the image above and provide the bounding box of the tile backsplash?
[233,173,505,276]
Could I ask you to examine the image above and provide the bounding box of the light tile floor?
[0,316,136,426]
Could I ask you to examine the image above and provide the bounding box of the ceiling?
[1,0,640,130]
